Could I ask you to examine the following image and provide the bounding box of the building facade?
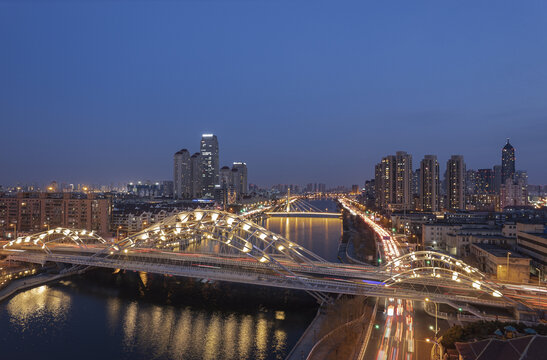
[501,139,515,184]
[375,152,412,210]
[446,155,465,210]
[419,155,440,212]
[516,222,547,275]
[394,151,413,209]
[0,192,111,238]
[232,162,248,196]
[173,149,191,199]
[470,243,530,283]
[476,168,494,194]
[190,152,202,199]
[200,134,219,198]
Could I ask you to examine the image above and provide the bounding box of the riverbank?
[285,305,327,360]
[0,272,75,303]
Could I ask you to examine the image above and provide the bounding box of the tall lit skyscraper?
[420,155,440,212]
[190,152,202,198]
[374,152,412,210]
[173,149,190,199]
[501,138,515,184]
[200,134,219,198]
[374,155,395,209]
[446,155,465,210]
[232,162,248,196]
[395,151,412,209]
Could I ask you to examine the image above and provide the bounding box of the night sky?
[1,1,546,187]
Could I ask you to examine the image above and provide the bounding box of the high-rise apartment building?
[500,178,528,209]
[446,155,465,210]
[515,170,528,186]
[200,134,219,198]
[173,149,191,199]
[374,152,412,210]
[395,151,413,209]
[476,169,494,194]
[190,152,202,198]
[465,170,477,195]
[374,155,396,209]
[501,138,515,185]
[419,155,440,212]
[232,162,248,196]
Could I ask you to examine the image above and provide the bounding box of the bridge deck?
[265,212,341,218]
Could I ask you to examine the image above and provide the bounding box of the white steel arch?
[115,209,327,265]
[2,227,107,254]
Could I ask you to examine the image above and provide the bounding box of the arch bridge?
[1,209,537,310]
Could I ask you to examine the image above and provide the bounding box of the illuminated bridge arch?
[3,227,107,254]
[382,251,507,301]
[384,251,484,277]
[116,209,327,265]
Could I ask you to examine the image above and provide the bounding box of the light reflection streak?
[255,316,268,360]
[7,285,71,329]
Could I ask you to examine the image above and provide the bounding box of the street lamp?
[43,223,50,231]
[425,298,439,337]
[535,267,542,286]
[117,226,123,241]
[425,338,441,360]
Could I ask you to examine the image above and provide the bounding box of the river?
[0,200,341,360]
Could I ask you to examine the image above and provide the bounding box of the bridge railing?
[7,252,511,307]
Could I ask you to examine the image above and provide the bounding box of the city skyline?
[1,1,547,186]
[1,2,546,360]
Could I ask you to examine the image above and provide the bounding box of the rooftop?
[472,243,527,259]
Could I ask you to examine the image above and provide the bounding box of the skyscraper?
[232,162,248,196]
[374,155,396,209]
[465,169,477,195]
[190,152,202,198]
[219,166,232,189]
[420,155,440,212]
[374,152,412,210]
[395,151,413,209]
[200,134,219,198]
[446,155,465,210]
[173,149,191,199]
[501,138,515,185]
[476,169,494,194]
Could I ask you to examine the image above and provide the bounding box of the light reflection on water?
[2,282,295,360]
[265,217,342,261]
[7,284,71,330]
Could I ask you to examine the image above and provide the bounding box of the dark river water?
[0,200,341,360]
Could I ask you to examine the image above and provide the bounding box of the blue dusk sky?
[1,1,546,187]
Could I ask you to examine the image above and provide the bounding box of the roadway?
[339,198,462,360]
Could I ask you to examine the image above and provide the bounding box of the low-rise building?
[422,223,460,249]
[0,192,111,237]
[516,222,547,276]
[470,243,530,282]
[445,224,502,257]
